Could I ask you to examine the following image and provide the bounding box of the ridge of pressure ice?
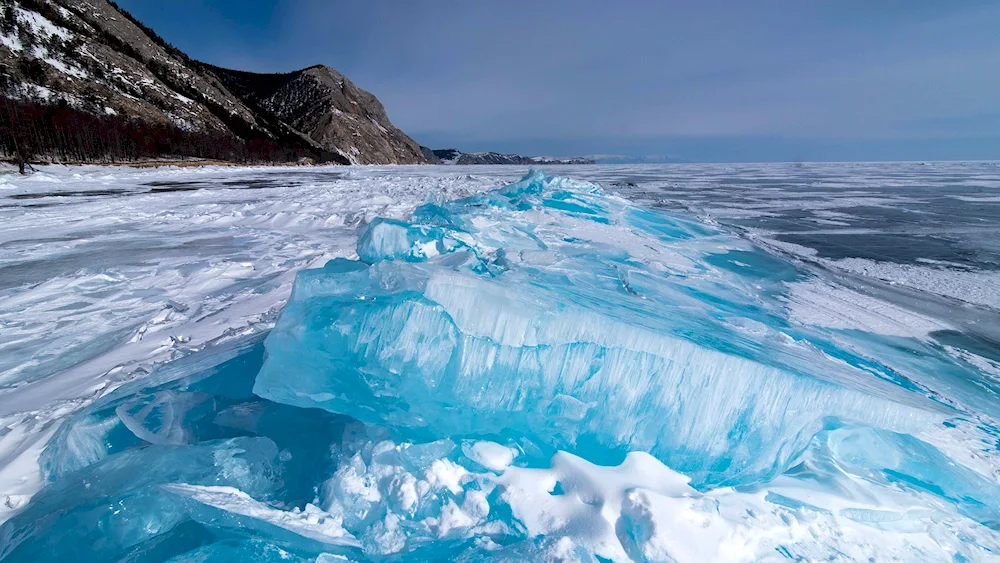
[255,170,942,486]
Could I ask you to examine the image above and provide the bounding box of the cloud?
[117,0,1000,159]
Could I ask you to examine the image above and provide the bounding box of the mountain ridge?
[431,148,594,165]
[205,63,426,165]
[0,0,427,165]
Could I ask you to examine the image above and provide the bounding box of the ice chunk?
[254,172,944,486]
[9,336,361,560]
[357,218,458,263]
[11,325,994,562]
[313,432,1000,562]
[825,426,1000,526]
[317,436,494,556]
[163,483,359,549]
[1,437,282,561]
[41,336,269,481]
[463,441,517,472]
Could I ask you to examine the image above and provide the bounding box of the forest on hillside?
[0,95,328,170]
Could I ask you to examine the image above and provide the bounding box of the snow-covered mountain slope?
[1,0,269,135]
[0,0,426,164]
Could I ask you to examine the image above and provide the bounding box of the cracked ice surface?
[0,164,502,521]
[3,164,1000,561]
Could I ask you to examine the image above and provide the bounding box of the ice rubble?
[255,170,943,486]
[11,339,998,561]
[5,171,1000,561]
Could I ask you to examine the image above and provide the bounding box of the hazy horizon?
[115,0,1000,162]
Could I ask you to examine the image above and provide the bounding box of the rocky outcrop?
[420,146,441,164]
[431,149,462,164]
[0,0,427,164]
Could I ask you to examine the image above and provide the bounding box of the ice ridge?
[254,171,943,486]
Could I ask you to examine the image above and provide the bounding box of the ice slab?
[254,171,945,486]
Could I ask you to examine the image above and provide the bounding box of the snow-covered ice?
[1,162,999,561]
[0,164,500,523]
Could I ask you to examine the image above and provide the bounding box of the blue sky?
[116,0,1000,162]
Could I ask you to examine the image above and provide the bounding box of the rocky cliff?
[0,0,427,164]
[208,65,426,165]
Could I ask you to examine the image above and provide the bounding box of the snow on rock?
[15,6,72,40]
[4,6,87,80]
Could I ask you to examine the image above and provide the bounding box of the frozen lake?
[1,162,999,561]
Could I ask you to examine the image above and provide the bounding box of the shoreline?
[1,158,337,169]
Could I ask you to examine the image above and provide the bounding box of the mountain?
[432,149,594,165]
[207,65,426,165]
[0,0,426,165]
